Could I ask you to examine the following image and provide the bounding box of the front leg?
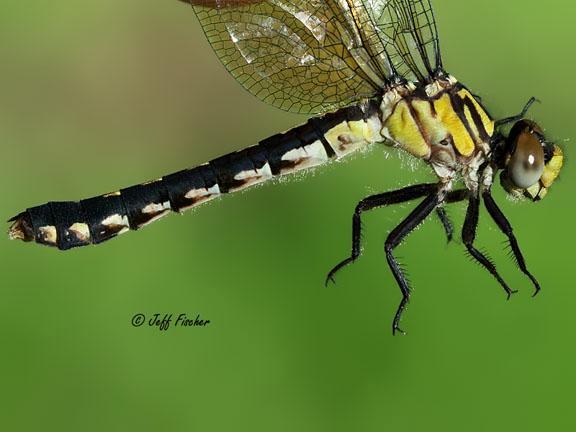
[483,191,541,296]
[495,97,538,128]
[326,183,437,285]
[462,194,517,299]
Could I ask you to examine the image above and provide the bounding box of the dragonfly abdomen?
[8,101,382,250]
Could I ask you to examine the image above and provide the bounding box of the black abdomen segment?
[8,102,379,250]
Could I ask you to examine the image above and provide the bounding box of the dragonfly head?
[500,120,563,201]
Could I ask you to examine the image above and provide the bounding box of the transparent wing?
[360,0,443,82]
[180,1,443,113]
[181,0,386,114]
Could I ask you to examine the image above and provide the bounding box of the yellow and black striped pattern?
[384,85,495,160]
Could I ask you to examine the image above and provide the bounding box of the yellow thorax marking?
[458,89,495,137]
[463,104,480,142]
[385,100,430,158]
[383,85,495,160]
[433,93,475,157]
[411,100,445,145]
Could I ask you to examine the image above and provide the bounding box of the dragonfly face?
[8,0,565,334]
[499,120,564,201]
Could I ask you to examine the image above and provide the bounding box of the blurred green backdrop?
[1,1,574,430]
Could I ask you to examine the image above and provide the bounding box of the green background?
[1,1,574,430]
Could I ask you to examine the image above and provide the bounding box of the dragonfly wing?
[360,0,443,82]
[180,0,385,114]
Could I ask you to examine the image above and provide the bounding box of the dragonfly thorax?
[380,75,495,184]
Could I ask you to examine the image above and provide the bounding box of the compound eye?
[508,129,545,189]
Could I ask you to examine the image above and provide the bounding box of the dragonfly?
[8,0,564,334]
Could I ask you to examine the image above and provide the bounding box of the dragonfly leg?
[483,191,541,296]
[325,183,437,286]
[385,190,443,335]
[446,189,470,203]
[495,97,539,128]
[435,189,470,243]
[435,207,453,243]
[462,194,517,299]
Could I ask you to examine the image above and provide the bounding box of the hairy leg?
[326,183,437,285]
[483,190,541,296]
[462,194,517,298]
[385,190,442,334]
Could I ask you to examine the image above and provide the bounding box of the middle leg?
[435,189,470,243]
[436,207,454,243]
